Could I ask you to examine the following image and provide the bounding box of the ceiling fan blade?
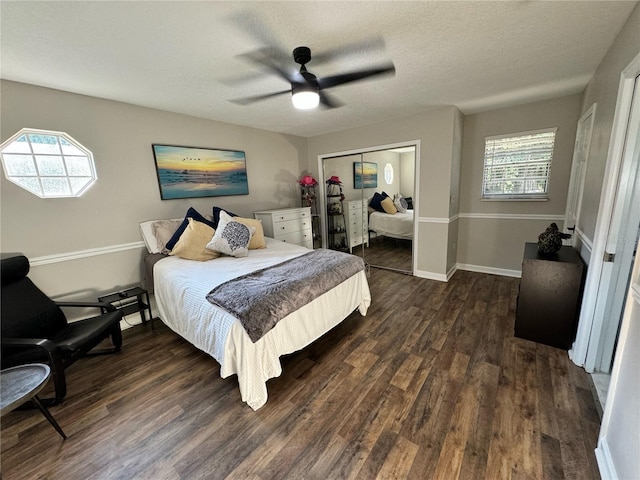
[318,63,395,90]
[229,89,291,105]
[319,91,342,109]
[239,48,301,83]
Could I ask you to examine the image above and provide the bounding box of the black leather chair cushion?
[51,310,122,353]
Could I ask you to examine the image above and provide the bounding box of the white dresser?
[345,199,369,253]
[254,207,313,249]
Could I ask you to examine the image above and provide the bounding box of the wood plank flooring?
[0,269,601,479]
[355,236,413,272]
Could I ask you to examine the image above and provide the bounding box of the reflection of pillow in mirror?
[235,217,266,249]
[404,196,414,210]
[393,194,408,213]
[153,219,183,254]
[381,196,398,214]
[207,211,255,257]
[170,218,220,261]
[369,192,387,212]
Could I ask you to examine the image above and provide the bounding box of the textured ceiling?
[1,1,637,137]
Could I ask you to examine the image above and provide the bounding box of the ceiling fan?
[230,45,395,110]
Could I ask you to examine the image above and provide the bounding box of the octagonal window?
[0,128,97,198]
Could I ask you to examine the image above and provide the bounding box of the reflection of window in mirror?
[384,163,393,185]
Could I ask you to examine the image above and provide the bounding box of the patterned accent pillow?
[206,211,256,258]
[393,194,408,213]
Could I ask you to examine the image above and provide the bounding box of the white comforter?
[369,209,414,239]
[154,238,371,410]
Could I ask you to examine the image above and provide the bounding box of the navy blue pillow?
[166,207,216,251]
[212,206,238,229]
[369,192,389,212]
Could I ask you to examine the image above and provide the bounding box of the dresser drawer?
[277,229,313,247]
[273,217,311,235]
[272,210,310,223]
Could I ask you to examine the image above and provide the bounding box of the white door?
[564,104,596,246]
[594,74,640,372]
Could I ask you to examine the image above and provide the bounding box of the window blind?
[482,128,557,199]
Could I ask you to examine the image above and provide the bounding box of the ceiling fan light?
[292,91,319,110]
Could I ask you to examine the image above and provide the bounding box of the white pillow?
[140,220,163,253]
[139,215,213,254]
[393,194,408,213]
[206,211,256,258]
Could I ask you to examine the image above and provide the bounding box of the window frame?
[481,127,558,201]
[0,128,97,198]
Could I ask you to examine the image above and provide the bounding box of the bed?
[368,209,414,240]
[150,237,371,410]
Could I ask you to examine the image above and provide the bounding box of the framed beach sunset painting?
[152,144,249,200]
[353,161,378,189]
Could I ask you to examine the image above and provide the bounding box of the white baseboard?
[456,263,521,278]
[414,269,449,282]
[595,437,619,480]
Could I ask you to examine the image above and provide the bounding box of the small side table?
[0,364,66,439]
[99,286,154,330]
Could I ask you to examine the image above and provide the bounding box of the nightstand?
[515,243,585,349]
[98,286,154,330]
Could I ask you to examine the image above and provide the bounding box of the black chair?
[1,254,123,404]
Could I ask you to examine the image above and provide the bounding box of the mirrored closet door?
[322,145,416,274]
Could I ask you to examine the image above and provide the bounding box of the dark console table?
[515,242,585,350]
[99,286,154,330]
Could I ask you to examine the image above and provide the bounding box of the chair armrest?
[56,301,117,312]
[1,337,61,358]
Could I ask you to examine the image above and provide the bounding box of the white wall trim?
[446,264,457,281]
[595,438,619,480]
[30,241,146,267]
[457,263,522,278]
[458,213,565,221]
[418,214,459,224]
[418,216,449,224]
[414,269,449,282]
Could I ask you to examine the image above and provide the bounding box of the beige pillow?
[235,217,266,249]
[381,196,398,214]
[169,218,220,261]
[153,219,183,254]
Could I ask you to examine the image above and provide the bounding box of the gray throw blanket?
[206,249,365,343]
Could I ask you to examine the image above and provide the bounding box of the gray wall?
[0,80,307,300]
[457,94,583,273]
[322,151,405,204]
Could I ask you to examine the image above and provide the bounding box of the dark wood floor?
[1,269,601,480]
[355,235,413,272]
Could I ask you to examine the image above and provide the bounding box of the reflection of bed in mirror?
[368,209,414,240]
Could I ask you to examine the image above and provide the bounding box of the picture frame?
[353,161,378,189]
[152,144,249,200]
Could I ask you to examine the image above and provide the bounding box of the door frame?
[317,140,421,275]
[571,51,640,370]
